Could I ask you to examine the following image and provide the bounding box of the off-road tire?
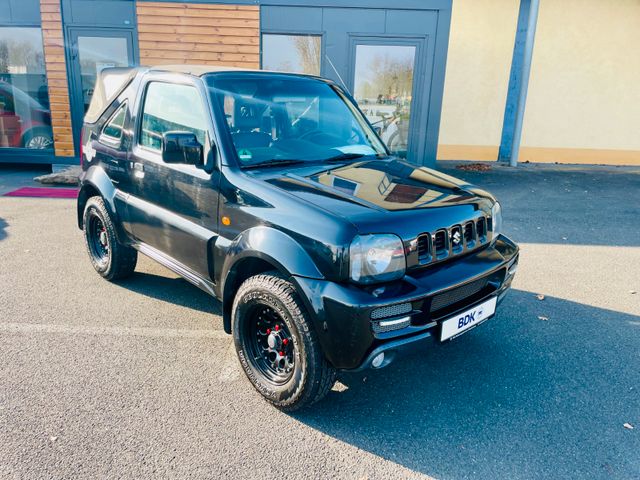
[83,196,137,281]
[232,272,336,411]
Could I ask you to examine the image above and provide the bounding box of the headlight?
[491,201,503,240]
[350,234,406,284]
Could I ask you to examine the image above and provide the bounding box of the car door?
[127,77,220,282]
[90,98,134,232]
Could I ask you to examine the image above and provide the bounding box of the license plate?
[440,296,497,341]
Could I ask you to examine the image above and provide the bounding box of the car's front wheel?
[83,196,137,281]
[232,272,336,411]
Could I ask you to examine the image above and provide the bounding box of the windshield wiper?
[324,152,368,163]
[242,159,308,169]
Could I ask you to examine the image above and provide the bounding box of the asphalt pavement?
[0,162,638,479]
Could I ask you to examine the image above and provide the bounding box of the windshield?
[206,74,388,167]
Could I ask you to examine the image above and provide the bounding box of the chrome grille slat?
[464,221,475,244]
[476,217,487,239]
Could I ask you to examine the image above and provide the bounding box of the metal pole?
[498,0,540,167]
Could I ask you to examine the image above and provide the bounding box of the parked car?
[77,66,519,410]
[0,80,53,149]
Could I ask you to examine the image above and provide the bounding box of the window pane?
[77,36,130,115]
[102,104,126,140]
[353,45,416,158]
[140,82,207,151]
[0,27,53,150]
[262,34,321,75]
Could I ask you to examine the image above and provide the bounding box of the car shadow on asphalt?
[0,217,7,241]
[292,289,640,479]
[115,272,222,315]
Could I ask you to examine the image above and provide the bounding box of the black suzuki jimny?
[77,65,519,410]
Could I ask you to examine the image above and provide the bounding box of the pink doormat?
[3,187,79,199]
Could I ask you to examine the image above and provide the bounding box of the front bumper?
[292,234,519,370]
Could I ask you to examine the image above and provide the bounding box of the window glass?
[207,75,387,166]
[101,103,127,141]
[140,82,208,151]
[0,27,53,150]
[77,36,130,115]
[353,44,416,158]
[262,34,321,75]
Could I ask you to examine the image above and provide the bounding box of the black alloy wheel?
[244,304,296,385]
[87,212,110,267]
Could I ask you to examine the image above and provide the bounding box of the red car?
[0,81,53,149]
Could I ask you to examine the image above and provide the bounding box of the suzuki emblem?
[452,230,461,246]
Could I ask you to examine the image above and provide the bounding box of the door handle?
[133,162,145,179]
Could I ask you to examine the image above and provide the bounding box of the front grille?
[370,302,412,320]
[417,234,431,264]
[410,215,488,269]
[434,230,447,255]
[430,276,490,313]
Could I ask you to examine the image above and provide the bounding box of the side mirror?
[162,131,203,166]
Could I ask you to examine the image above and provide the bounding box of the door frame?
[347,34,433,163]
[66,27,138,156]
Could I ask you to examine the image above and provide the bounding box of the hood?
[264,158,495,238]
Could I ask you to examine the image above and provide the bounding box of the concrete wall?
[438,0,640,165]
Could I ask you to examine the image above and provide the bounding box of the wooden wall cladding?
[40,0,75,157]
[136,2,260,68]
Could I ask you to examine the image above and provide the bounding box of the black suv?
[78,65,519,410]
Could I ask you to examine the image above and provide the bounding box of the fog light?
[371,352,385,368]
[508,261,518,276]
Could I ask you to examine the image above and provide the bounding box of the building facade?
[1,0,638,167]
[0,0,452,166]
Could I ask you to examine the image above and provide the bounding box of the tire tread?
[233,272,336,410]
[83,196,137,281]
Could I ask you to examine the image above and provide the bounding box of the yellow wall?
[437,0,519,160]
[438,0,640,165]
[521,0,640,161]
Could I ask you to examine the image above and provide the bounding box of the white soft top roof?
[85,67,137,124]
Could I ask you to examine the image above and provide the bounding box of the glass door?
[350,38,425,160]
[68,29,136,154]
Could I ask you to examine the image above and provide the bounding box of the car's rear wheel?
[83,196,137,281]
[22,128,53,150]
[232,272,336,411]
